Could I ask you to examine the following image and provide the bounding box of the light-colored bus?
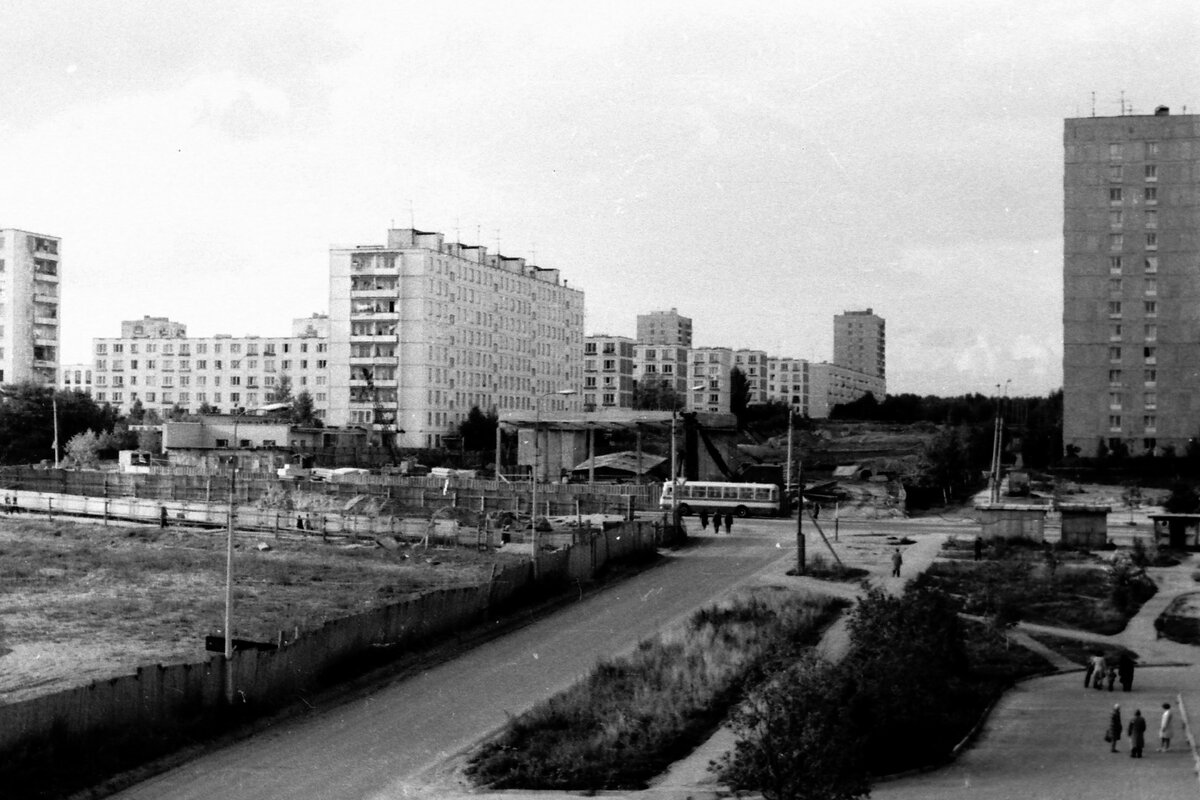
[659,481,782,518]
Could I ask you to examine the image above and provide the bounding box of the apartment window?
[1109,210,1124,227]
[1109,187,1123,204]
[584,376,597,388]
[1108,301,1122,317]
[1108,346,1121,361]
[282,359,291,370]
[1109,415,1121,431]
[230,344,241,353]
[230,392,240,403]
[1108,278,1122,294]
[1145,278,1157,295]
[1109,233,1124,250]
[1144,416,1157,431]
[1144,324,1157,341]
[1146,210,1158,229]
[1109,324,1122,341]
[1144,346,1156,363]
[317,360,327,369]
[145,360,155,369]
[112,344,123,353]
[1145,164,1157,181]
[96,344,107,355]
[1109,393,1122,409]
[196,343,207,354]
[1109,164,1123,181]
[602,359,615,370]
[1145,300,1157,316]
[1109,143,1123,160]
[1145,256,1158,273]
[130,359,138,370]
[709,394,720,404]
[1108,369,1122,384]
[146,344,156,353]
[1145,393,1157,409]
[1109,256,1123,274]
[230,376,240,386]
[1144,369,1156,385]
[1144,187,1157,204]
[1148,141,1160,157]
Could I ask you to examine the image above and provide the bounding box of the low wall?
[0,520,658,790]
[0,467,661,517]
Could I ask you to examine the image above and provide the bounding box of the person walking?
[699,509,710,531]
[1107,704,1123,753]
[1084,653,1098,689]
[712,512,722,534]
[1128,709,1147,758]
[974,536,983,561]
[1106,662,1118,691]
[724,511,734,535]
[891,548,903,578]
[1091,654,1108,692]
[1117,652,1135,692]
[1160,702,1176,751]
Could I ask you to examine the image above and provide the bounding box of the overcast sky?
[2,1,1197,396]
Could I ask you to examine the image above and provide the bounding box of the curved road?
[112,519,807,800]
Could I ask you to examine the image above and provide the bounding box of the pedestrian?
[296,514,305,531]
[724,511,734,534]
[1106,661,1118,691]
[1128,709,1147,758]
[1092,654,1108,691]
[1160,702,1176,751]
[711,512,721,534]
[1117,652,1135,692]
[1107,704,1122,753]
[160,506,167,529]
[891,548,903,578]
[1084,653,1098,689]
[699,509,710,531]
[974,536,983,561]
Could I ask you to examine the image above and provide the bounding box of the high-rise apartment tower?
[833,309,885,386]
[0,228,60,385]
[1063,106,1200,456]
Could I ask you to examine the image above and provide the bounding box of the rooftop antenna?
[1119,90,1126,116]
[476,224,481,245]
[1091,91,1096,117]
[495,229,501,258]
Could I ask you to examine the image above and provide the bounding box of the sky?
[1,1,1197,397]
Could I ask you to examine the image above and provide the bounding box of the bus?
[659,481,782,518]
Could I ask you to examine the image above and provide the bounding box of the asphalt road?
[110,518,810,800]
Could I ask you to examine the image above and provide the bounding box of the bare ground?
[0,514,518,704]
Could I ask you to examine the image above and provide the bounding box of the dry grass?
[0,516,517,702]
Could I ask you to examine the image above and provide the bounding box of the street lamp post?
[531,388,576,578]
[223,408,246,704]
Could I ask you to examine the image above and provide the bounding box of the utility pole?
[796,461,805,574]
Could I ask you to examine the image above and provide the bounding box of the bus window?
[692,486,706,499]
[754,487,771,500]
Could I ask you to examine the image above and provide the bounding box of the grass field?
[0,515,516,703]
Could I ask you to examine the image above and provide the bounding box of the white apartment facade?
[59,363,93,395]
[634,343,690,404]
[91,316,330,417]
[809,362,886,418]
[328,229,584,449]
[734,349,769,404]
[637,308,692,348]
[834,308,886,389]
[688,347,734,413]
[0,228,60,386]
[584,335,636,409]
[767,357,813,416]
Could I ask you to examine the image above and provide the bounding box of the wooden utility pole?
[795,461,805,574]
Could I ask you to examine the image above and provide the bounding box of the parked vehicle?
[659,481,782,517]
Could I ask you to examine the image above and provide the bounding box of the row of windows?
[1108,323,1156,341]
[1109,233,1158,250]
[1108,209,1158,227]
[96,359,327,372]
[1108,346,1157,362]
[1108,369,1155,385]
[1107,301,1157,316]
[1109,142,1160,160]
[1109,186,1157,203]
[92,390,326,405]
[96,341,326,356]
[1109,256,1157,274]
[1109,393,1157,409]
[1107,278,1157,294]
[1108,415,1156,432]
[95,374,326,388]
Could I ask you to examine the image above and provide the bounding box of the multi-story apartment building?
[834,308,886,387]
[809,362,887,418]
[688,347,734,413]
[634,343,690,406]
[328,229,584,448]
[734,349,769,404]
[767,357,813,416]
[583,335,636,409]
[0,228,60,385]
[59,363,93,395]
[91,315,330,417]
[637,308,692,348]
[1064,106,1200,455]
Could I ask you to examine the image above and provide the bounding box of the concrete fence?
[0,467,661,517]
[0,520,659,781]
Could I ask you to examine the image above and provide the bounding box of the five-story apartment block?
[584,335,636,409]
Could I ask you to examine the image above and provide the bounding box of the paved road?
[110,518,804,800]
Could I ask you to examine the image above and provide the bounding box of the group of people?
[698,509,735,534]
[1085,651,1137,692]
[1106,702,1176,757]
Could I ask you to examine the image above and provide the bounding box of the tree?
[64,429,102,468]
[291,390,321,427]
[458,406,499,452]
[729,367,750,425]
[1164,482,1200,514]
[127,398,146,424]
[718,653,869,800]
[0,383,119,465]
[632,379,682,411]
[270,373,294,404]
[197,401,217,415]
